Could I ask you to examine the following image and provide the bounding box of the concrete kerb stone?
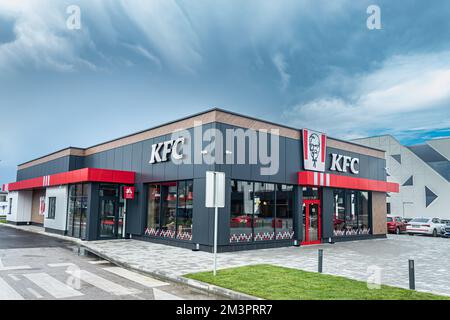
[81,242,262,300]
[0,223,260,300]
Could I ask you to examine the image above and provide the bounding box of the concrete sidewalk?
[3,222,450,297]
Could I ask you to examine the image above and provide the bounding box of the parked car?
[406,217,446,237]
[387,215,407,234]
[402,217,413,224]
[441,219,450,225]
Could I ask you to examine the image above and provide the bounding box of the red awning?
[298,171,399,193]
[3,168,135,192]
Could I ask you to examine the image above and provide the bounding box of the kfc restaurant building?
[2,109,398,252]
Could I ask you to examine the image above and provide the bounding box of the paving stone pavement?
[82,234,450,297]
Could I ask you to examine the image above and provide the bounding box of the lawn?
[185,264,448,300]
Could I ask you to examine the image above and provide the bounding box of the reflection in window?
[253,183,275,241]
[176,180,193,240]
[161,182,177,238]
[230,180,295,243]
[333,189,371,236]
[147,185,160,232]
[67,184,88,239]
[275,185,294,240]
[230,180,254,242]
[145,180,193,240]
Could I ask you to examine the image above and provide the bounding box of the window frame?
[145,180,194,241]
[332,188,372,236]
[230,179,295,242]
[47,197,57,220]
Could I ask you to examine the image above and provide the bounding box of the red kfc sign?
[123,186,135,200]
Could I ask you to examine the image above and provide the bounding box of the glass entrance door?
[99,198,118,238]
[302,200,321,245]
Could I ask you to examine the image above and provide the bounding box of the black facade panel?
[122,144,132,172]
[140,139,153,183]
[17,155,73,181]
[114,147,124,171]
[321,188,334,239]
[86,183,98,241]
[128,182,145,235]
[285,137,302,184]
[131,142,143,180]
[191,177,212,245]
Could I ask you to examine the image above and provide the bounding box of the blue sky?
[1,0,450,184]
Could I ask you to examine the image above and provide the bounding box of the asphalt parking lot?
[0,226,221,300]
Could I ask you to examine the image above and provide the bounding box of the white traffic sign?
[205,171,225,208]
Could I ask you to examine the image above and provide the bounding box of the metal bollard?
[409,259,415,290]
[318,249,323,273]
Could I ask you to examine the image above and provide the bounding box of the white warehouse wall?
[44,186,68,232]
[7,191,33,223]
[354,135,450,220]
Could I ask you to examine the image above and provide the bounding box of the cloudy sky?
[1,0,450,184]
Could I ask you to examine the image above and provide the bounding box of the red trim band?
[298,171,399,193]
[6,168,135,191]
[303,129,308,160]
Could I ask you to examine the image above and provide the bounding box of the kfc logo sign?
[123,186,135,200]
[303,129,326,172]
[149,137,185,164]
[330,154,360,174]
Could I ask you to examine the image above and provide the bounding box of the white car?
[406,217,445,237]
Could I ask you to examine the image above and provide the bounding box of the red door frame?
[301,199,322,245]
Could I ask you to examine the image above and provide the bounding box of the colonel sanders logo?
[303,129,326,172]
[309,133,321,168]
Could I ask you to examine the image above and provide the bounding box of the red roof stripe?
[298,171,399,193]
[7,168,135,191]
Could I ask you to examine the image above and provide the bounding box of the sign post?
[205,171,225,276]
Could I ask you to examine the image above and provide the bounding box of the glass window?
[160,182,177,237]
[147,184,161,232]
[333,189,371,237]
[176,180,193,240]
[47,197,56,219]
[0,195,6,202]
[8,198,12,215]
[145,180,193,240]
[357,191,370,234]
[275,185,294,240]
[230,180,254,242]
[67,184,88,239]
[230,180,296,243]
[333,190,346,236]
[253,183,275,241]
[302,187,319,200]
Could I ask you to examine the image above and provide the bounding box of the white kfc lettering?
[330,153,359,174]
[149,138,186,164]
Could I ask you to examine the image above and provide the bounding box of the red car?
[387,215,407,234]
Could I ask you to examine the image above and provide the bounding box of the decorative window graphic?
[229,233,253,243]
